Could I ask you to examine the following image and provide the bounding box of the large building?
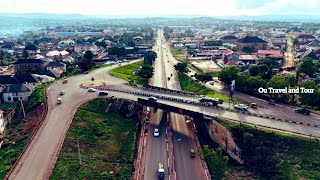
[236,36,267,52]
[14,59,48,73]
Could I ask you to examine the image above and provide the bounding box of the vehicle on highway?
[88,88,97,92]
[148,96,157,102]
[234,104,249,110]
[98,91,108,96]
[83,71,89,74]
[269,99,276,105]
[153,128,160,137]
[190,149,195,158]
[209,81,215,85]
[57,98,62,104]
[158,162,165,179]
[60,90,65,95]
[295,108,311,115]
[250,103,257,108]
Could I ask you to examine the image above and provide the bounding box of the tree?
[77,59,95,72]
[218,66,241,87]
[195,73,212,83]
[174,62,188,73]
[267,76,290,101]
[144,51,157,65]
[242,46,254,53]
[22,50,29,59]
[247,76,267,94]
[258,57,279,69]
[202,145,228,180]
[138,64,154,79]
[298,80,320,107]
[84,50,94,60]
[109,47,126,56]
[297,58,316,77]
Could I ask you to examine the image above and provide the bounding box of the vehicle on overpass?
[199,97,223,106]
[148,96,158,102]
[234,104,249,110]
[158,162,165,179]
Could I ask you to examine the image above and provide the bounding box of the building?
[24,44,40,57]
[14,59,48,73]
[46,50,69,60]
[296,34,315,44]
[236,36,267,52]
[74,43,99,53]
[2,83,34,103]
[239,54,259,64]
[306,40,320,50]
[270,38,287,50]
[220,35,238,43]
[47,61,67,72]
[257,50,283,60]
[223,49,239,64]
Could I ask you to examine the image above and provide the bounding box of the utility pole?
[77,139,82,165]
[19,97,26,118]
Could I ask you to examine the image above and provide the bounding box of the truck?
[158,163,165,179]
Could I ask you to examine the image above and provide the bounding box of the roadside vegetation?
[51,98,138,180]
[24,84,46,112]
[178,72,242,103]
[109,61,147,86]
[216,118,320,179]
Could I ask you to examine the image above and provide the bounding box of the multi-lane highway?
[7,29,320,180]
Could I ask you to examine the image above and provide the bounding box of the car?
[98,91,108,96]
[57,98,62,104]
[153,128,160,137]
[234,104,249,110]
[190,149,195,157]
[60,90,65,95]
[268,100,276,105]
[148,96,157,102]
[295,108,311,115]
[83,71,89,74]
[209,81,215,86]
[88,88,97,92]
[168,77,171,81]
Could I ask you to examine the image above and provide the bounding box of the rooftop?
[238,36,267,43]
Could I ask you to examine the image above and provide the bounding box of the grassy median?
[178,72,242,103]
[109,61,147,86]
[51,98,138,180]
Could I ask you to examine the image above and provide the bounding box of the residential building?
[297,34,315,44]
[46,61,67,72]
[223,49,239,64]
[236,36,267,52]
[306,40,320,50]
[2,83,34,103]
[220,35,238,43]
[257,50,283,60]
[24,44,40,57]
[14,59,48,73]
[239,54,259,64]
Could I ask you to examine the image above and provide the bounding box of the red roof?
[224,49,233,56]
[226,61,236,65]
[314,49,320,55]
[257,50,283,58]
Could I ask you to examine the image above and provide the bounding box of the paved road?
[8,35,320,180]
[159,29,205,180]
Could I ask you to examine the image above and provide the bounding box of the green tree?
[202,145,228,180]
[218,66,241,87]
[138,64,154,79]
[242,46,254,53]
[84,50,94,60]
[174,62,188,73]
[109,47,126,56]
[195,73,212,83]
[77,60,95,72]
[144,51,157,65]
[267,76,290,101]
[298,80,320,106]
[247,76,267,94]
[297,58,316,77]
[22,50,29,59]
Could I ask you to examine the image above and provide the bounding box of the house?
[74,43,99,53]
[133,36,143,44]
[236,36,267,52]
[137,46,151,54]
[24,44,40,57]
[306,40,320,50]
[45,68,64,78]
[297,49,318,60]
[46,50,69,60]
[62,56,75,64]
[223,49,239,64]
[47,61,67,72]
[0,110,4,133]
[239,54,259,64]
[70,51,82,59]
[296,34,315,44]
[2,83,34,103]
[257,50,283,60]
[1,44,13,52]
[270,38,287,49]
[14,59,48,73]
[220,35,238,43]
[58,39,75,47]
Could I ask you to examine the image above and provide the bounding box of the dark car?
[295,108,311,115]
[98,91,109,96]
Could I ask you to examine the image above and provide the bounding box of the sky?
[1,0,320,16]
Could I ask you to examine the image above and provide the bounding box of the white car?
[234,104,249,110]
[153,128,160,137]
[148,96,158,102]
[88,88,97,92]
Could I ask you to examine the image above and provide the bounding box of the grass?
[51,98,138,180]
[188,63,203,74]
[109,61,147,86]
[0,103,15,113]
[171,48,188,56]
[178,72,242,103]
[216,119,320,180]
[24,84,46,112]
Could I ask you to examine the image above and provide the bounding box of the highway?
[7,31,320,180]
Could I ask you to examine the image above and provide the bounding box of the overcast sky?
[1,0,320,16]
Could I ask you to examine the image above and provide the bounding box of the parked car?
[57,98,62,104]
[153,128,160,137]
[98,91,108,96]
[234,104,249,110]
[88,88,97,92]
[190,149,195,158]
[60,90,65,95]
[148,96,157,102]
[83,71,89,74]
[295,108,311,115]
[209,81,215,86]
